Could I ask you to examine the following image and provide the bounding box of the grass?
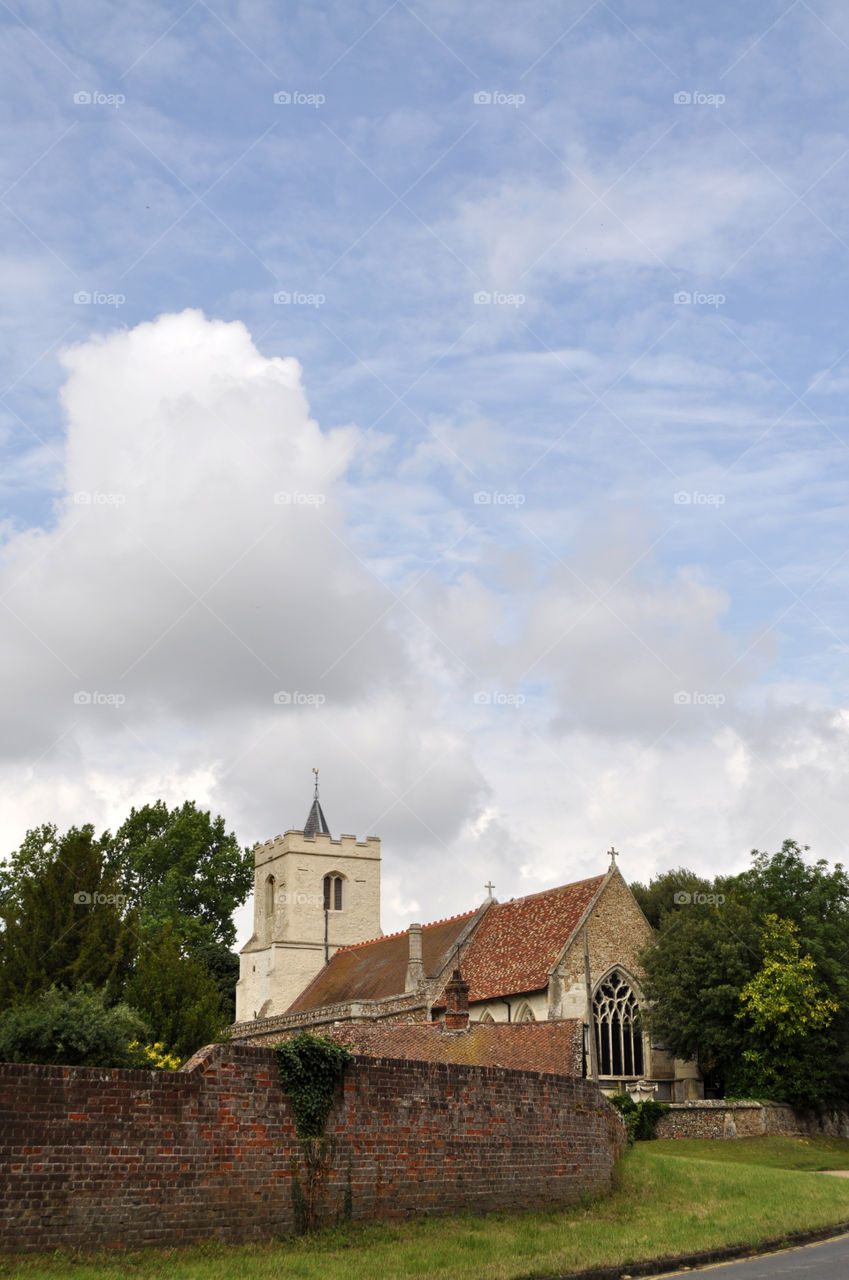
[4,1137,849,1280]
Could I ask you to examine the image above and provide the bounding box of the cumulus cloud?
[1,311,847,947]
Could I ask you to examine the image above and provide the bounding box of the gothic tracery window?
[593,969,644,1077]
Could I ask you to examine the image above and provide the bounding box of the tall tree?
[123,925,226,1059]
[0,824,136,1010]
[105,799,253,952]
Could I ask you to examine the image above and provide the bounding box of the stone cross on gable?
[484,880,495,898]
[607,847,618,866]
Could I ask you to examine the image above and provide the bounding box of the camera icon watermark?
[73,490,126,506]
[473,290,525,307]
[273,90,325,107]
[73,90,126,108]
[474,690,526,706]
[73,291,126,308]
[673,290,725,308]
[273,491,326,506]
[674,691,726,706]
[74,890,129,908]
[474,490,525,506]
[673,90,725,108]
[273,691,326,706]
[473,91,525,108]
[674,491,725,506]
[674,890,725,906]
[73,691,126,706]
[273,290,326,307]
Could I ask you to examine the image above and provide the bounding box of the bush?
[0,985,148,1067]
[609,1092,669,1143]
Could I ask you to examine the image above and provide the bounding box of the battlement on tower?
[254,830,381,866]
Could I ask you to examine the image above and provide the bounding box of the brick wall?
[0,1042,626,1252]
[656,1100,849,1140]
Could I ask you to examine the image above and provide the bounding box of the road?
[659,1232,849,1280]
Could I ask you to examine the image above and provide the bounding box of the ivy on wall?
[274,1032,353,1232]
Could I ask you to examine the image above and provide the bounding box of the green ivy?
[609,1093,669,1144]
[274,1032,352,1139]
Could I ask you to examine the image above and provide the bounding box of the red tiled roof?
[331,1019,584,1076]
[454,876,605,1003]
[286,911,476,1012]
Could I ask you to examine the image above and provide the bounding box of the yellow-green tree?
[736,915,839,1107]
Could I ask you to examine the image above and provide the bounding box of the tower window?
[323,873,343,911]
[265,875,275,915]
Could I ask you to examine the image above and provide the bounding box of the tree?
[637,887,761,1095]
[105,800,252,952]
[630,867,714,929]
[123,925,227,1060]
[733,915,839,1108]
[0,824,137,1011]
[635,843,849,1107]
[0,985,147,1067]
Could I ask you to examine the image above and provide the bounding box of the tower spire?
[304,767,331,838]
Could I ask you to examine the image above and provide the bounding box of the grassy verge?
[4,1137,849,1280]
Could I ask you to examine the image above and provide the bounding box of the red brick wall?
[0,1043,625,1252]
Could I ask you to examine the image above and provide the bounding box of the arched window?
[515,1002,535,1022]
[477,1009,495,1023]
[265,875,275,915]
[323,873,343,911]
[593,969,644,1077]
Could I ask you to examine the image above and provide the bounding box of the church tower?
[235,773,381,1021]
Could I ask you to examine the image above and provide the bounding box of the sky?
[1,0,849,947]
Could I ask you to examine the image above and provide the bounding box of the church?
[232,781,703,1101]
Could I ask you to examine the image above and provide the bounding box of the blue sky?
[2,1,849,939]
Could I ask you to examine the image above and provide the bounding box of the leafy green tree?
[0,985,147,1067]
[732,915,839,1108]
[637,889,761,1095]
[636,843,849,1107]
[123,925,227,1060]
[0,825,137,1010]
[630,868,713,929]
[105,799,252,952]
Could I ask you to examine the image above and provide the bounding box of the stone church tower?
[234,775,381,1022]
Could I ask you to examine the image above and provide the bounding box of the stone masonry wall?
[656,1100,849,1140]
[0,1042,626,1253]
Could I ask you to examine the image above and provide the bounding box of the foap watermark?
[273,290,325,307]
[278,890,324,908]
[673,890,726,906]
[74,691,126,706]
[474,290,525,308]
[74,890,129,909]
[73,490,126,506]
[674,290,725,308]
[273,491,326,506]
[673,91,725,108]
[474,91,525,108]
[74,291,126,308]
[674,490,725,506]
[674,691,726,706]
[474,490,525,506]
[273,691,326,706]
[73,90,126,108]
[474,691,526,706]
[273,90,325,107]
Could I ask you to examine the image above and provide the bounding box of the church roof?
[330,1019,584,1076]
[444,875,606,1004]
[303,796,330,838]
[285,911,476,1012]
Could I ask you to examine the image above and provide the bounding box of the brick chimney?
[443,968,470,1031]
[405,923,425,992]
